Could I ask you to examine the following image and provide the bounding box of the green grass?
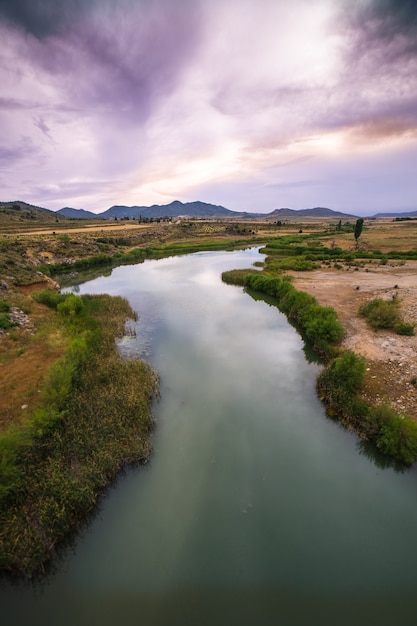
[0,291,158,576]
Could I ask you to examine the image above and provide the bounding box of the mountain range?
[57,200,358,220]
[2,199,416,220]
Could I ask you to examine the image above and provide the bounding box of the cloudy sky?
[0,0,416,215]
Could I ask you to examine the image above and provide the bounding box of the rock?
[0,280,8,290]
[9,307,34,332]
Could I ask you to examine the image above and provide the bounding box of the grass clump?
[0,299,16,329]
[220,268,257,285]
[359,297,414,335]
[0,299,10,313]
[359,298,400,329]
[395,321,415,336]
[0,313,16,330]
[0,290,158,576]
[33,289,67,309]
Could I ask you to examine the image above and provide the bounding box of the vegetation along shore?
[0,291,158,576]
[223,222,417,466]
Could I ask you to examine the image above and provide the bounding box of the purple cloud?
[0,0,416,214]
[0,0,203,122]
[33,116,53,140]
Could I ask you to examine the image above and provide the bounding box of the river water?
[2,248,417,625]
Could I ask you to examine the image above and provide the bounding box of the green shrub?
[34,289,66,309]
[268,256,316,271]
[0,313,15,330]
[375,412,417,465]
[303,305,344,353]
[395,321,415,336]
[359,298,400,329]
[221,269,255,285]
[0,299,10,313]
[57,294,84,317]
[317,350,369,427]
[318,350,366,398]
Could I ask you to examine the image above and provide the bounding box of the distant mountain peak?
[57,207,98,219]
[269,207,357,219]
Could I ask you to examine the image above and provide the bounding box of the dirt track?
[290,262,417,418]
[14,222,153,236]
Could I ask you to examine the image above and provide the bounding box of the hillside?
[0,201,55,219]
[58,207,98,219]
[0,201,67,232]
[373,210,417,218]
[57,201,357,220]
[269,207,358,219]
[99,200,236,219]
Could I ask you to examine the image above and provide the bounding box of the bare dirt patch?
[14,222,154,236]
[0,301,68,432]
[290,262,417,419]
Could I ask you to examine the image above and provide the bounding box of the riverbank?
[289,262,417,420]
[222,268,417,465]
[0,292,158,576]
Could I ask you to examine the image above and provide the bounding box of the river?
[2,248,417,625]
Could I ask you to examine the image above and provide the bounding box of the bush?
[34,289,66,309]
[318,350,366,399]
[0,299,10,313]
[359,298,400,329]
[0,313,15,330]
[317,350,369,428]
[57,294,84,317]
[359,297,414,335]
[221,269,255,286]
[375,411,417,465]
[395,321,415,336]
[303,305,344,352]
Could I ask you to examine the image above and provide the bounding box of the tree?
[354,218,364,243]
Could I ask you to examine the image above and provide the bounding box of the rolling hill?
[57,201,357,220]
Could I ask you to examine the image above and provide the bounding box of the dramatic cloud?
[0,0,416,214]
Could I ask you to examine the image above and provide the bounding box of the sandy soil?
[290,262,417,418]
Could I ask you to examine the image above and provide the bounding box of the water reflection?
[357,439,408,472]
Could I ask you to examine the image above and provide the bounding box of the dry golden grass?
[328,219,417,252]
